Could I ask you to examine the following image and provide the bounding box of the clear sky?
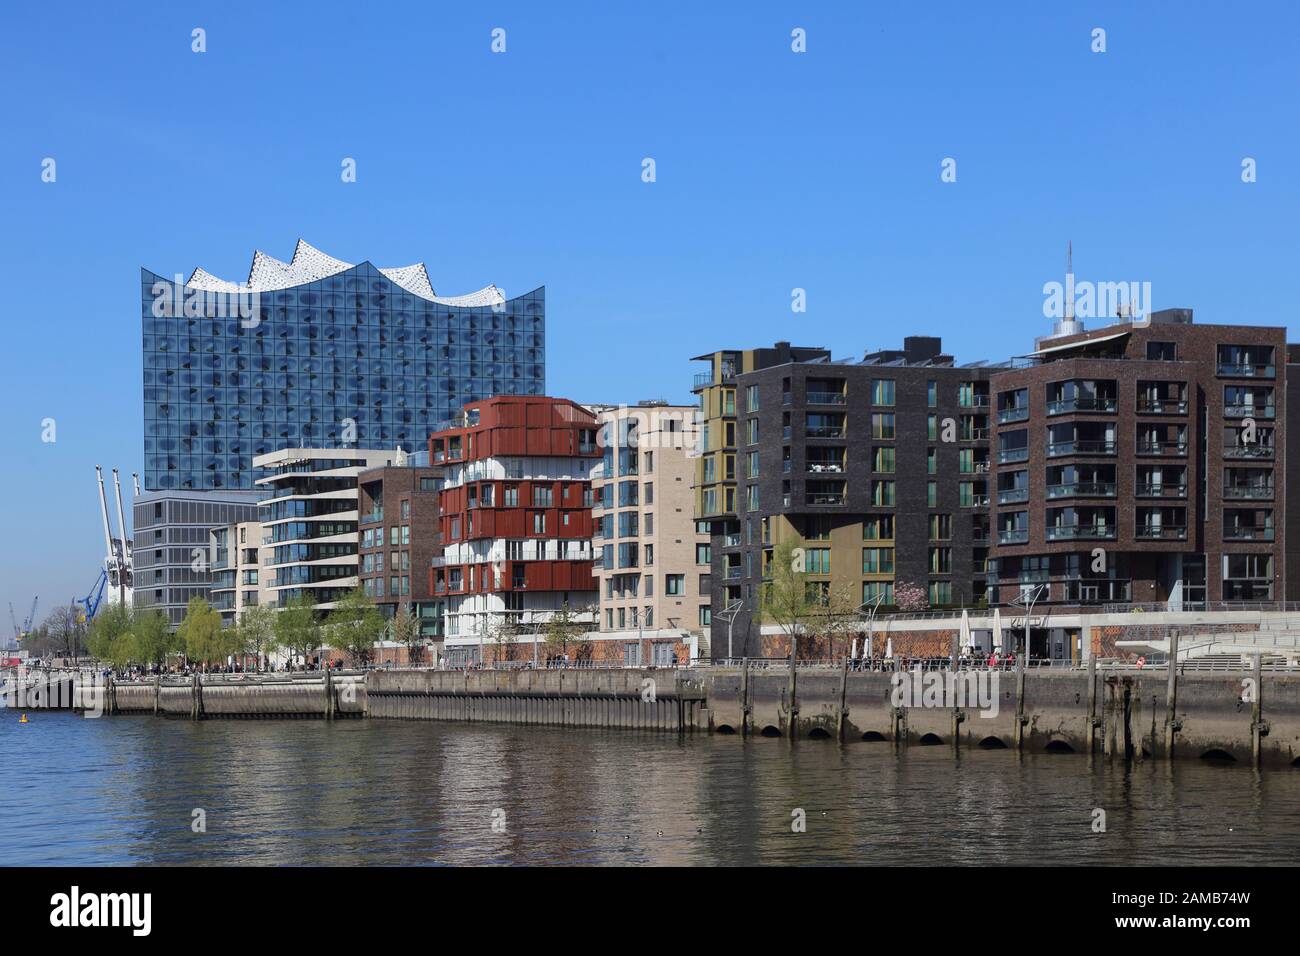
[1,1,1297,627]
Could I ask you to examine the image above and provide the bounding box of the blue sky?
[1,1,1297,626]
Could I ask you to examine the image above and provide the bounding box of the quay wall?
[32,663,1300,767]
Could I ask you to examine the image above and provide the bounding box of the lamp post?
[1010,583,1049,660]
[715,599,744,663]
[856,593,886,663]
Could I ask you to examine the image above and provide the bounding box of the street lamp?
[856,593,886,662]
[1009,582,1049,661]
[715,599,745,663]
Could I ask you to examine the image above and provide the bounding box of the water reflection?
[1,713,1295,866]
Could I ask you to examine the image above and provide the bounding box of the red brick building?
[429,396,601,664]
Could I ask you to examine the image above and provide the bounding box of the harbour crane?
[22,598,37,633]
[95,465,133,609]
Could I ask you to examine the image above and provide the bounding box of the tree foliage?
[237,603,280,670]
[325,588,385,667]
[542,602,588,656]
[390,602,423,664]
[176,597,229,669]
[273,594,320,666]
[761,539,811,657]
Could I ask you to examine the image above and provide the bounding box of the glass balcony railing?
[997,488,1029,505]
[1224,444,1274,459]
[1046,482,1116,499]
[1136,483,1187,498]
[1223,526,1275,541]
[998,447,1029,463]
[1046,397,1117,415]
[806,493,846,506]
[997,529,1029,545]
[805,426,846,439]
[1136,525,1187,540]
[1046,441,1115,457]
[1225,403,1274,419]
[997,406,1029,424]
[1137,398,1188,414]
[1217,362,1274,378]
[806,391,847,405]
[1224,485,1274,500]
[1046,524,1116,540]
[1135,441,1188,456]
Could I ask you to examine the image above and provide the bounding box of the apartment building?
[590,402,711,665]
[254,447,400,610]
[209,520,273,627]
[132,489,262,627]
[357,455,445,642]
[988,308,1290,610]
[430,397,600,664]
[693,338,998,658]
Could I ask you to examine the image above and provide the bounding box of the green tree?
[176,597,224,670]
[325,588,384,667]
[542,602,588,662]
[390,602,423,665]
[760,539,812,660]
[130,607,178,667]
[86,602,132,663]
[274,594,320,667]
[237,604,280,670]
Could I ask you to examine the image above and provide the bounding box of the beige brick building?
[591,402,712,664]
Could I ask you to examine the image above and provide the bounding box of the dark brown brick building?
[357,460,445,642]
[989,309,1288,609]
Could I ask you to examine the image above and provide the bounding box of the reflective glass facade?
[141,262,545,490]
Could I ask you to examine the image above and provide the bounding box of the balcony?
[1136,398,1188,415]
[806,462,845,474]
[1136,525,1187,540]
[1046,396,1117,416]
[721,533,742,548]
[1046,440,1115,457]
[1136,483,1187,498]
[997,406,1030,424]
[806,492,846,506]
[1217,362,1275,378]
[1224,443,1274,460]
[1046,523,1117,541]
[1046,482,1116,499]
[1223,526,1275,541]
[997,488,1029,505]
[806,391,847,405]
[1225,403,1274,419]
[1135,441,1188,456]
[998,447,1029,464]
[1224,485,1274,500]
[805,426,846,439]
[960,427,989,442]
[961,494,990,509]
[997,529,1029,545]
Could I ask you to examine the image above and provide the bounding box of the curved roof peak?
[184,240,506,306]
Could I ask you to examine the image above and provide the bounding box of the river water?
[3,712,1296,866]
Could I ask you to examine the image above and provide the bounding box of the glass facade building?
[141,241,545,491]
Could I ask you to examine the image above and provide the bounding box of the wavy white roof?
[185,239,505,306]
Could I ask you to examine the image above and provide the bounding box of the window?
[746,384,760,411]
[927,482,937,507]
[699,605,711,626]
[863,515,894,540]
[805,548,831,573]
[533,485,553,507]
[747,418,759,444]
[873,447,895,473]
[1147,341,1177,361]
[862,547,894,573]
[927,380,937,408]
[503,484,519,507]
[872,480,895,506]
[927,415,938,440]
[644,451,654,474]
[927,448,937,474]
[929,514,952,540]
[871,414,895,439]
[401,500,410,520]
[532,512,547,534]
[872,380,896,406]
[696,543,712,564]
[644,481,654,504]
[747,451,760,478]
[929,547,952,573]
[929,581,953,605]
[420,477,439,492]
[666,574,685,596]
